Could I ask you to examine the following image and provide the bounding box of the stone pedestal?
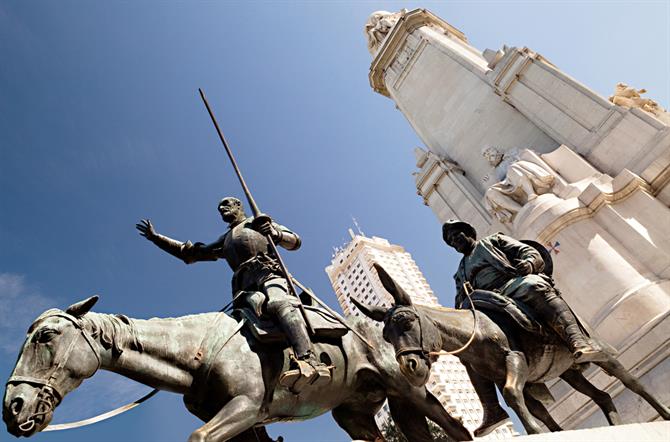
[506,421,669,441]
[367,8,670,429]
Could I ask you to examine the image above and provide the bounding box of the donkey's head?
[3,296,100,437]
[351,264,441,388]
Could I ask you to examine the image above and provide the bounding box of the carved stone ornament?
[482,147,555,223]
[609,83,669,121]
[364,10,405,55]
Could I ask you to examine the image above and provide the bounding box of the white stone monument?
[365,8,670,430]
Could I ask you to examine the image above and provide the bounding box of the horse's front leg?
[188,395,265,442]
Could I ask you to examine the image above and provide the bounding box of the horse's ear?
[350,297,387,322]
[66,295,99,318]
[373,263,412,306]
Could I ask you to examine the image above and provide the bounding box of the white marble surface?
[503,421,669,441]
[372,8,670,430]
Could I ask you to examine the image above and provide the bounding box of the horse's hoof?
[473,408,509,437]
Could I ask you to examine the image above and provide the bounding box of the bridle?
[6,312,101,433]
[390,290,479,363]
[390,306,442,362]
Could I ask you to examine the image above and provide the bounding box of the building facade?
[325,229,517,438]
[364,8,670,429]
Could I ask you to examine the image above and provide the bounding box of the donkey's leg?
[595,357,670,420]
[501,351,544,434]
[465,365,509,437]
[399,388,473,441]
[332,404,383,442]
[188,395,264,442]
[387,396,432,442]
[523,389,562,432]
[560,368,621,425]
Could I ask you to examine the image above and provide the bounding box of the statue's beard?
[221,211,244,224]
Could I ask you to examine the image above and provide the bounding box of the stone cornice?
[536,170,653,243]
[369,8,467,97]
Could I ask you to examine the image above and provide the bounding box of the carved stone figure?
[351,241,670,435]
[3,296,473,441]
[364,10,404,55]
[135,197,331,391]
[482,147,554,223]
[609,82,668,118]
[482,45,508,69]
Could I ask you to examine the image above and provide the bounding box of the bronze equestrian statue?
[136,197,331,391]
[3,295,473,441]
[444,220,604,436]
[352,221,670,435]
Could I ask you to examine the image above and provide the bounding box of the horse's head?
[3,296,101,437]
[351,264,441,388]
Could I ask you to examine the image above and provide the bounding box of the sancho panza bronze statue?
[442,220,603,363]
[136,196,331,388]
[442,219,604,435]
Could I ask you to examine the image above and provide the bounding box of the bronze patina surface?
[353,225,670,435]
[3,295,473,441]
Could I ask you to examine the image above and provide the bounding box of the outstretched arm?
[136,219,221,264]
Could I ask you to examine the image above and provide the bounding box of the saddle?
[460,289,544,334]
[234,305,348,344]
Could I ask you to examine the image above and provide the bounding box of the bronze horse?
[3,296,472,442]
[353,264,670,434]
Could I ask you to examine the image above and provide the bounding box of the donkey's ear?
[373,263,412,306]
[66,295,99,318]
[350,297,387,322]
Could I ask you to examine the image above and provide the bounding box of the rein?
[7,310,245,433]
[428,285,479,356]
[394,286,479,361]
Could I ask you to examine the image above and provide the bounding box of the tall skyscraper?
[325,229,517,438]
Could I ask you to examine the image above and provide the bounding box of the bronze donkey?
[353,264,670,434]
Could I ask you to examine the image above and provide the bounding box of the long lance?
[198,88,314,335]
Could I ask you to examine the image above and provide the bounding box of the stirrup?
[279,355,332,393]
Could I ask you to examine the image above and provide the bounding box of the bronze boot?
[547,298,607,364]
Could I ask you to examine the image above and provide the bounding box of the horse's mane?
[82,312,144,355]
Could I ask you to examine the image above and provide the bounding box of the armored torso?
[221,218,272,271]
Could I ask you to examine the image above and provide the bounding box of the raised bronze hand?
[136,219,157,241]
[515,259,534,275]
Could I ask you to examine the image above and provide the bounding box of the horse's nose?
[407,357,418,373]
[9,397,23,416]
[404,354,422,373]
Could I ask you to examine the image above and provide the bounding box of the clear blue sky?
[1,1,668,441]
